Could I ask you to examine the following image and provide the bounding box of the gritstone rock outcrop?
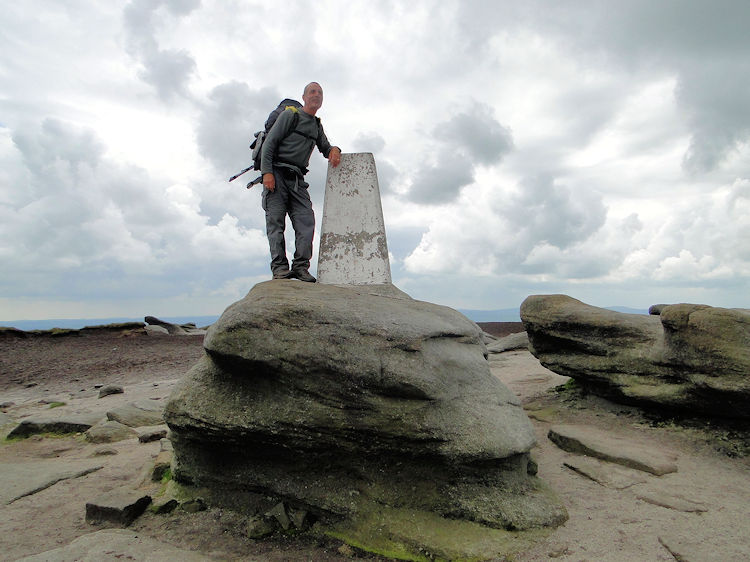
[164,281,567,545]
[521,294,750,418]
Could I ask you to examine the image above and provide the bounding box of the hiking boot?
[290,269,316,283]
[272,269,292,280]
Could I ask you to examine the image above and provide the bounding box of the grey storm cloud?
[453,1,750,175]
[123,0,200,100]
[196,83,281,176]
[677,60,750,174]
[12,119,104,183]
[408,102,513,204]
[352,132,386,154]
[2,119,180,298]
[539,1,750,174]
[502,173,607,253]
[352,132,397,194]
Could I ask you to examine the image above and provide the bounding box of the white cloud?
[2,0,750,323]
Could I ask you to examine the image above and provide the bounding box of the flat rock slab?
[17,529,212,561]
[563,456,649,489]
[330,505,551,561]
[548,424,678,475]
[85,488,152,526]
[658,532,749,561]
[487,331,529,353]
[637,490,709,513]
[107,400,164,428]
[85,420,138,443]
[7,412,104,438]
[1,461,104,504]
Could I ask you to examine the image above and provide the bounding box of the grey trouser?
[262,167,315,274]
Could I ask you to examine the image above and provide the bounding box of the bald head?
[302,82,324,115]
[303,82,322,96]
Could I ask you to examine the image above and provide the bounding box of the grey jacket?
[260,107,335,175]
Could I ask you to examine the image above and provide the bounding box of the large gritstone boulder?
[521,294,750,418]
[165,282,566,558]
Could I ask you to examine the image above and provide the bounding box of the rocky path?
[491,350,750,561]
[1,333,749,560]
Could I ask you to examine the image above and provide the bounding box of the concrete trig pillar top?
[318,153,392,285]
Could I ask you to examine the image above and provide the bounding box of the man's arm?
[261,109,295,191]
[316,123,341,168]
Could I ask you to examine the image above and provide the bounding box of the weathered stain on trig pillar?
[318,153,392,285]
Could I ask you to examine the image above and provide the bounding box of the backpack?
[249,98,302,172]
[228,98,304,185]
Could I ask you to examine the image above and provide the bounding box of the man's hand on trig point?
[329,147,342,168]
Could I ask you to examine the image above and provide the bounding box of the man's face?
[303,83,323,110]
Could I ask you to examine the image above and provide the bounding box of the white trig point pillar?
[317,153,392,285]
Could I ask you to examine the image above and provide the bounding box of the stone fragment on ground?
[152,498,179,514]
[98,384,124,398]
[181,498,207,513]
[85,487,151,525]
[7,412,104,438]
[2,461,104,504]
[16,529,212,561]
[107,400,164,427]
[85,420,138,443]
[152,450,172,481]
[563,456,649,489]
[266,502,291,530]
[247,515,277,539]
[548,424,678,475]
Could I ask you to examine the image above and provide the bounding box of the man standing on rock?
[261,82,341,282]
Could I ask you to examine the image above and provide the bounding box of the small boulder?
[98,385,124,398]
[246,515,276,539]
[145,325,169,336]
[107,401,164,428]
[486,331,529,353]
[86,420,138,444]
[8,412,104,439]
[137,424,168,443]
[85,488,151,526]
[145,316,187,334]
[266,502,291,530]
[181,498,207,513]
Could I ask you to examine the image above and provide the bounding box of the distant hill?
[459,309,522,322]
[0,315,221,331]
[0,306,649,331]
[458,306,648,323]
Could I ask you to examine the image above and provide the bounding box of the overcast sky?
[2,0,749,322]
